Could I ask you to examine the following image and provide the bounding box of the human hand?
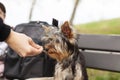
[5,30,43,57]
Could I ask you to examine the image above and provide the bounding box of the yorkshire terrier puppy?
[42,21,88,80]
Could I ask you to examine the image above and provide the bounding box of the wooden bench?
[77,34,120,72]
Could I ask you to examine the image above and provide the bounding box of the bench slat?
[82,51,120,72]
[77,34,120,52]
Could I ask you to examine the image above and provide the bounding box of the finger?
[29,46,43,56]
[17,51,25,57]
[29,39,41,49]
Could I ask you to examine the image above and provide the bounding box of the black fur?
[42,21,88,80]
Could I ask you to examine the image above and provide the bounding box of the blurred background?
[1,0,120,80]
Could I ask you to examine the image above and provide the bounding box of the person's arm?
[0,18,43,57]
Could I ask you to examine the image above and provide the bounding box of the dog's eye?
[49,38,53,41]
[56,39,60,43]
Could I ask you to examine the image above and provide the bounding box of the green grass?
[74,18,120,80]
[74,18,120,34]
[87,69,120,80]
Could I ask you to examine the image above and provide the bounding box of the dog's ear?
[61,21,73,39]
[42,25,51,33]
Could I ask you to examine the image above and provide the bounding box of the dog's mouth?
[43,49,62,61]
[42,46,48,53]
[41,42,49,53]
[43,47,56,55]
[42,43,56,54]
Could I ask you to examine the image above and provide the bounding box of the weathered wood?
[77,34,120,52]
[77,34,120,72]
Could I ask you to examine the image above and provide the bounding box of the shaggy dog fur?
[42,21,88,80]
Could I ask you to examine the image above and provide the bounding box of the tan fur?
[42,21,87,80]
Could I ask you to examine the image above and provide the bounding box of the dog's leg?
[54,64,74,80]
[74,63,84,80]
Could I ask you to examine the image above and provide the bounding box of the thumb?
[29,39,43,53]
[29,39,41,48]
[30,46,43,55]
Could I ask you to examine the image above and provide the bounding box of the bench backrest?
[77,34,120,72]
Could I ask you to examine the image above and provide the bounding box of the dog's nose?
[45,48,49,52]
[42,46,49,53]
[43,46,49,52]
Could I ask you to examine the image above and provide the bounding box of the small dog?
[42,21,88,80]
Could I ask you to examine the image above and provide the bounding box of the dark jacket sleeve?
[0,18,11,41]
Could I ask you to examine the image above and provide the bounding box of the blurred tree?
[70,0,80,25]
[29,0,37,21]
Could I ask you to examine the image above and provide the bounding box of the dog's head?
[42,21,77,62]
